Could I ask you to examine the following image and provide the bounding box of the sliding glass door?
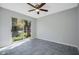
[12,17,31,42]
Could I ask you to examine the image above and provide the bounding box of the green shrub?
[13,32,27,42]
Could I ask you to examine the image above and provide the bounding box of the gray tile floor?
[0,38,79,55]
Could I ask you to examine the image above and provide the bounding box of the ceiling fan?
[27,3,48,14]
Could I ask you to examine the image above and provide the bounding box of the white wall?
[37,7,78,47]
[0,7,36,47]
[77,5,79,48]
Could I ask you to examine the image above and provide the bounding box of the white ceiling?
[0,3,78,19]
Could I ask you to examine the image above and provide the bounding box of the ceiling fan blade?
[37,3,46,8]
[40,9,48,12]
[27,3,36,8]
[28,9,35,12]
[37,12,39,14]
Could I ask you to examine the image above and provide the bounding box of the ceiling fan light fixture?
[27,3,48,14]
[35,9,40,12]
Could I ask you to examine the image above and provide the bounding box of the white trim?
[0,38,31,52]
